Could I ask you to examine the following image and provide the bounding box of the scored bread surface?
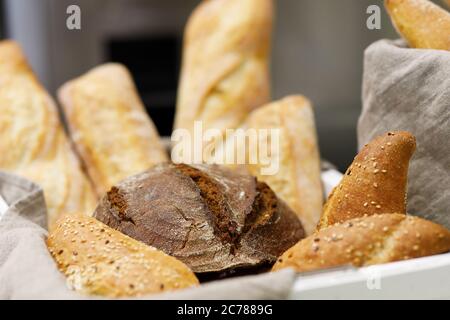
[93,163,305,277]
[174,0,273,141]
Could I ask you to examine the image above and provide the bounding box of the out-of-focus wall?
[5,0,198,93]
[0,0,4,38]
[273,0,398,168]
[4,0,52,86]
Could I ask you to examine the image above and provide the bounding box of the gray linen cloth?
[358,39,450,229]
[0,171,296,300]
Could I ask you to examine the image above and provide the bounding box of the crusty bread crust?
[273,214,450,273]
[58,63,168,196]
[47,214,199,297]
[174,0,273,139]
[245,96,323,235]
[318,131,416,230]
[93,163,304,276]
[0,40,97,229]
[385,0,450,51]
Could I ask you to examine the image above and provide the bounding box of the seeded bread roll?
[58,63,169,196]
[0,40,97,230]
[317,131,416,230]
[174,0,272,143]
[385,0,450,51]
[273,214,450,273]
[93,163,305,278]
[47,214,199,297]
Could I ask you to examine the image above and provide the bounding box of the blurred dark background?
[0,1,4,38]
[0,0,445,171]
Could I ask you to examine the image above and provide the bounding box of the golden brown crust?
[174,0,273,139]
[47,214,199,298]
[273,214,450,273]
[58,63,168,196]
[244,96,323,235]
[385,0,450,51]
[317,131,416,230]
[0,40,97,229]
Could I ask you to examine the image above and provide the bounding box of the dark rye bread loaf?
[93,163,305,278]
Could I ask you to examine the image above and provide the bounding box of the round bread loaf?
[93,163,305,278]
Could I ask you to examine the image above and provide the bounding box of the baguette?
[385,0,450,51]
[244,96,323,235]
[58,64,168,196]
[0,40,97,229]
[174,0,272,142]
[317,131,416,230]
[273,214,450,273]
[47,214,199,297]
